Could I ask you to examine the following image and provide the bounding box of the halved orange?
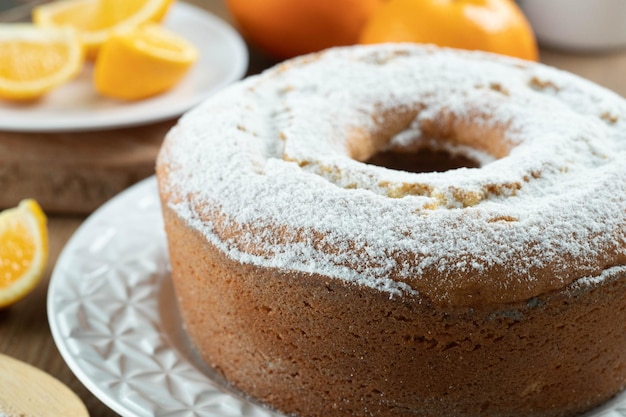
[0,200,48,309]
[0,24,83,101]
[94,23,198,100]
[33,0,175,58]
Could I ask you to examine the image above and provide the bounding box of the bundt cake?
[157,44,626,417]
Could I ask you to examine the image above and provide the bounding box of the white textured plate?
[0,2,248,133]
[48,177,281,417]
[48,177,626,417]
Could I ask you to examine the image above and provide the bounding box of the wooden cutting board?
[0,120,174,214]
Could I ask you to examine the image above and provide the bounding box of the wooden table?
[1,2,626,415]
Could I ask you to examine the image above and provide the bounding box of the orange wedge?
[0,24,83,101]
[94,23,198,100]
[33,0,175,58]
[0,200,48,309]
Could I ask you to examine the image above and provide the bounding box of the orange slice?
[33,0,175,58]
[0,24,83,101]
[94,23,198,100]
[0,200,48,309]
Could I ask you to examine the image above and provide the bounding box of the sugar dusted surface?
[158,44,626,307]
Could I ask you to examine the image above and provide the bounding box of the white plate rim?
[47,177,282,417]
[47,177,626,417]
[0,2,248,133]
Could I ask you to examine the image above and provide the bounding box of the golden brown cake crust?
[162,204,626,417]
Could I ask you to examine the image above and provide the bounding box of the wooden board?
[0,120,174,214]
[0,353,89,417]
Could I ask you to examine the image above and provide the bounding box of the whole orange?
[359,0,538,61]
[227,0,384,60]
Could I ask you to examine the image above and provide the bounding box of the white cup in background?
[517,0,626,52]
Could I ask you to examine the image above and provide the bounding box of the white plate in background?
[0,2,248,133]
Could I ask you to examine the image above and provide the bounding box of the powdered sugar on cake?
[158,44,626,306]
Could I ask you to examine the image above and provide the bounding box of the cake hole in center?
[365,148,481,174]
